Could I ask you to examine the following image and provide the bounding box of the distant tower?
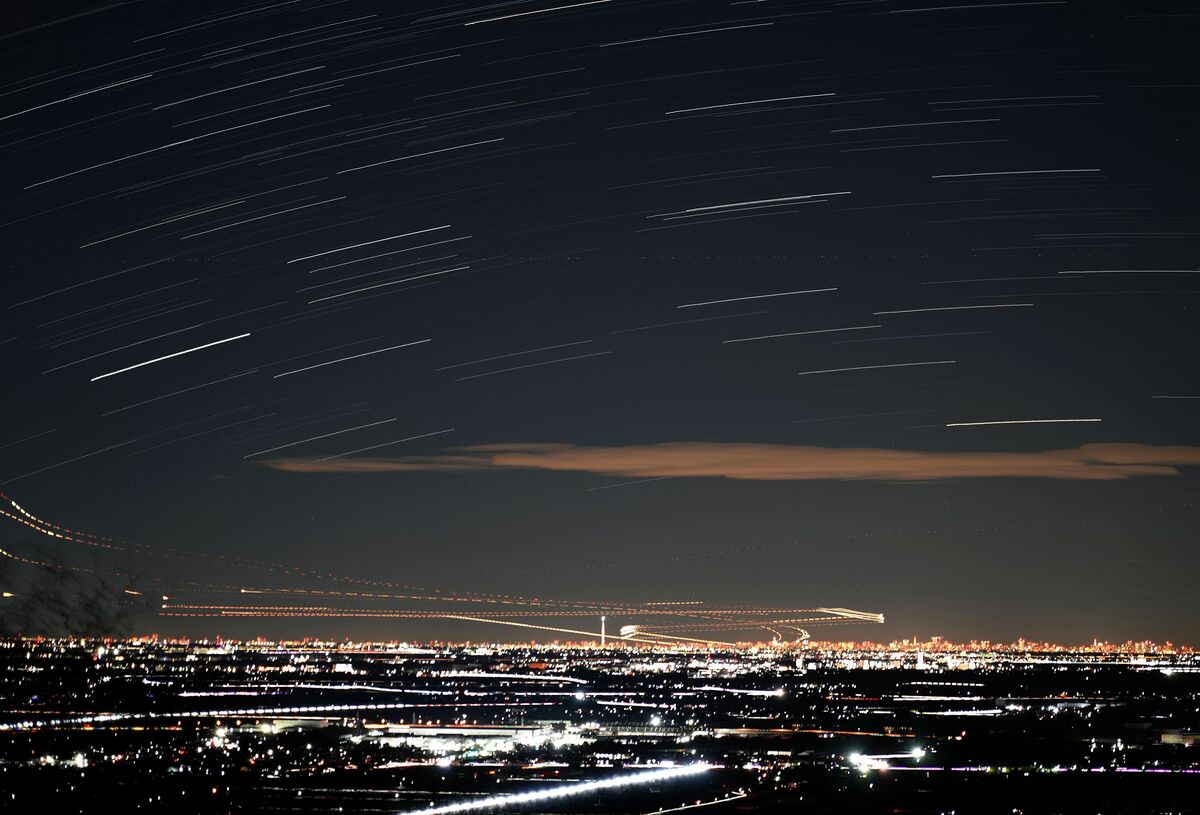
[600,615,607,648]
[916,650,926,670]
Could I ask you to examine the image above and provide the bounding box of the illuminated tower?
[601,615,606,648]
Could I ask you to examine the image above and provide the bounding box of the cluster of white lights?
[849,748,926,772]
[395,764,712,815]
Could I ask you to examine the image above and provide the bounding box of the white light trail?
[337,139,503,173]
[946,418,1101,427]
[436,340,592,371]
[153,66,326,109]
[25,106,328,189]
[394,764,712,815]
[306,266,466,304]
[304,428,455,463]
[932,168,1099,179]
[0,73,153,123]
[678,288,836,309]
[298,255,457,292]
[464,0,611,26]
[242,418,398,459]
[831,118,999,133]
[601,22,771,48]
[179,196,346,239]
[873,304,1032,315]
[90,334,250,382]
[102,369,259,415]
[80,199,247,247]
[439,671,587,684]
[818,607,886,623]
[286,226,451,264]
[667,92,834,115]
[724,325,879,343]
[652,793,749,812]
[797,360,955,377]
[697,686,785,697]
[452,351,611,382]
[273,339,430,378]
[1060,269,1200,275]
[1,439,139,486]
[306,235,472,273]
[665,191,850,217]
[891,1,1065,13]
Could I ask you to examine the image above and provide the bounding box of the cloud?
[262,441,1200,481]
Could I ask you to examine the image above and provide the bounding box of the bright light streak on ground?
[393,764,711,815]
[651,793,750,812]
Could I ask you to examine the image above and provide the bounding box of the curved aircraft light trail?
[1,491,882,644]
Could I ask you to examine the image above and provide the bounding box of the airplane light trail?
[2,487,887,650]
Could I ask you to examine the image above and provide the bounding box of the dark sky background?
[2,0,1198,644]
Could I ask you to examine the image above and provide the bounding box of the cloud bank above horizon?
[263,441,1200,482]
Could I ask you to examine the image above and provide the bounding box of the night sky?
[3,0,1199,644]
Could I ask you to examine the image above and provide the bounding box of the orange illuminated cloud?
[262,441,1200,481]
